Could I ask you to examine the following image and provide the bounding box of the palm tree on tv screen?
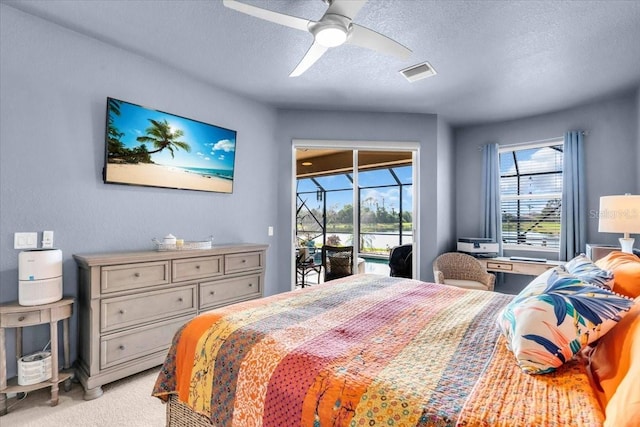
[107,99,127,157]
[136,119,191,158]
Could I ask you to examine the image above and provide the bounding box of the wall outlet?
[14,232,38,249]
[268,226,274,236]
[42,230,54,248]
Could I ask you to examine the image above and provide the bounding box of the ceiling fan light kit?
[223,0,413,76]
[314,27,347,47]
[310,15,350,48]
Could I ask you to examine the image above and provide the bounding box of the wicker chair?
[321,245,354,282]
[432,252,495,291]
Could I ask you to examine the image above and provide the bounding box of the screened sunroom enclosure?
[296,160,413,261]
[498,141,563,250]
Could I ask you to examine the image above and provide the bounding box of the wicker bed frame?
[166,395,213,427]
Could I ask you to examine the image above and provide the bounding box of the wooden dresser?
[73,243,267,400]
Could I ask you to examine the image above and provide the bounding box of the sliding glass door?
[294,145,416,287]
[357,151,414,257]
[296,149,354,259]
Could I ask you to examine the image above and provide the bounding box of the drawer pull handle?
[134,272,141,278]
[242,259,247,263]
[248,283,253,287]
[178,297,183,302]
[119,345,125,351]
[195,265,200,269]
[18,316,25,322]
[119,309,125,315]
[209,291,215,295]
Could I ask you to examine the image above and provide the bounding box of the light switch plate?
[14,232,38,249]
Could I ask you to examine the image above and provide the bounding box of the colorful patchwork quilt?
[153,274,604,426]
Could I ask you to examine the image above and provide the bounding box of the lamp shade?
[598,195,640,234]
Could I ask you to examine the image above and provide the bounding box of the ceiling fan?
[222,0,412,77]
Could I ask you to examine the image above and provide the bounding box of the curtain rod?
[499,136,563,149]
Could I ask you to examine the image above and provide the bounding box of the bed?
[152,272,625,426]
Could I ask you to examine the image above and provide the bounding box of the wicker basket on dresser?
[73,243,267,400]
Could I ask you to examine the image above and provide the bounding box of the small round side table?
[0,297,74,415]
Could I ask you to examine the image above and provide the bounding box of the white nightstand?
[585,244,620,262]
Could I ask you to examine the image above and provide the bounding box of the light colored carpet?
[1,367,165,426]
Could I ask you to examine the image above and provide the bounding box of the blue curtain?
[481,143,503,256]
[560,131,586,261]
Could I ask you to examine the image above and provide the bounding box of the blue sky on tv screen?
[110,99,236,172]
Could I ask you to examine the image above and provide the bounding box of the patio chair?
[321,245,354,282]
[389,244,412,278]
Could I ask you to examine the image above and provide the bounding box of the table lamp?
[598,194,640,253]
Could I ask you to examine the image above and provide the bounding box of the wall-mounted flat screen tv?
[104,97,237,193]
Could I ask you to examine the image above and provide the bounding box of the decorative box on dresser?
[73,243,267,400]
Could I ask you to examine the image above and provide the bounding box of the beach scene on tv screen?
[105,98,236,193]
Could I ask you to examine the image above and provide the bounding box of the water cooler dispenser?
[18,248,63,306]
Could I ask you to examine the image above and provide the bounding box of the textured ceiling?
[4,0,640,126]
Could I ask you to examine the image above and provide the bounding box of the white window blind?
[499,141,563,250]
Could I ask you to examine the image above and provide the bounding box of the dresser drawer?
[101,261,170,294]
[100,314,192,369]
[0,310,41,327]
[486,261,514,272]
[172,256,223,282]
[101,285,197,332]
[224,251,263,275]
[199,274,262,310]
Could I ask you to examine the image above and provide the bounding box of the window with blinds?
[499,141,563,250]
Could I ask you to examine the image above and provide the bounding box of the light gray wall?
[637,87,640,191]
[454,91,639,292]
[0,5,280,377]
[436,118,456,255]
[274,109,443,293]
[456,91,637,244]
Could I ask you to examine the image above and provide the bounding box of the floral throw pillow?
[497,267,634,374]
[565,253,614,289]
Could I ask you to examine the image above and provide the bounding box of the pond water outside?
[309,232,413,255]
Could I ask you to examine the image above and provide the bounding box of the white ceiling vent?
[399,62,437,82]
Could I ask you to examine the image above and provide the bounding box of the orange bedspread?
[458,335,604,426]
[153,274,604,426]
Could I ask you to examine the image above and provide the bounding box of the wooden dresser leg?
[83,386,104,400]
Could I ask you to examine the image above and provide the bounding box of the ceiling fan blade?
[326,0,368,20]
[289,43,329,77]
[223,0,310,32]
[348,24,412,60]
